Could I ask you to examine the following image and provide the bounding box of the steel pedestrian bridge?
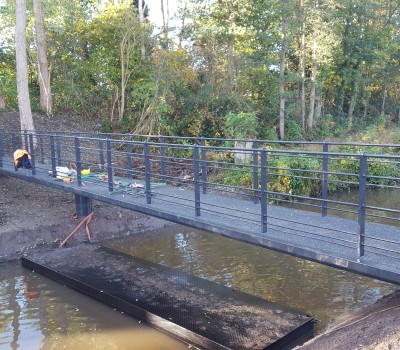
[1,130,400,284]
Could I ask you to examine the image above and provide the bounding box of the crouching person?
[14,148,32,171]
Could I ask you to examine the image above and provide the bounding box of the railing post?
[12,132,17,152]
[50,135,57,177]
[144,142,152,204]
[260,148,268,233]
[39,134,45,164]
[357,152,367,258]
[160,136,166,183]
[0,129,3,167]
[106,140,114,193]
[253,140,259,204]
[193,145,201,216]
[75,137,82,186]
[99,140,105,172]
[56,135,62,166]
[28,133,36,175]
[126,135,133,179]
[24,130,28,151]
[201,137,207,194]
[322,142,329,217]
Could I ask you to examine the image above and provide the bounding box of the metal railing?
[1,129,400,261]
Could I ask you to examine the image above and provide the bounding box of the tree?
[15,0,35,144]
[33,0,52,116]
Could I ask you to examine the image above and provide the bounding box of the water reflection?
[0,261,190,350]
[103,226,397,333]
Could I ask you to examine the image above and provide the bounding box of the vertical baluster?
[56,135,62,166]
[50,135,57,177]
[253,140,259,203]
[28,133,36,175]
[39,134,45,164]
[260,148,268,233]
[75,137,82,186]
[194,145,201,216]
[0,129,3,167]
[322,142,329,216]
[12,132,17,152]
[160,136,166,183]
[127,135,133,179]
[99,140,105,172]
[106,140,114,193]
[144,142,152,204]
[201,137,207,194]
[357,152,367,257]
[24,130,28,151]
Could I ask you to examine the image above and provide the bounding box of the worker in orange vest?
[13,148,32,171]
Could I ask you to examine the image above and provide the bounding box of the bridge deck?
[1,158,400,285]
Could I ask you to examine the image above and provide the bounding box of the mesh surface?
[23,245,314,350]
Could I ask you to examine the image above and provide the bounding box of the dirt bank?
[0,175,172,262]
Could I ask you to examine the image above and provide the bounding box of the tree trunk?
[347,82,358,131]
[299,0,306,132]
[0,86,5,109]
[315,82,322,121]
[308,61,317,130]
[138,0,146,59]
[16,0,35,146]
[381,82,387,115]
[279,14,287,140]
[33,0,53,116]
[161,0,169,48]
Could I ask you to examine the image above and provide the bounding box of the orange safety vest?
[13,149,31,167]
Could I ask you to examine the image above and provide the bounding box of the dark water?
[103,225,397,334]
[0,261,190,350]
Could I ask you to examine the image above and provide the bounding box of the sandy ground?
[0,111,399,349]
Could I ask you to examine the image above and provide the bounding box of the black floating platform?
[22,246,314,350]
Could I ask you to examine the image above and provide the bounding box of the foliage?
[0,0,399,141]
[225,112,259,139]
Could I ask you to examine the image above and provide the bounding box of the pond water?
[0,261,190,350]
[103,225,397,334]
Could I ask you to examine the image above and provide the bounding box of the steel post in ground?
[144,142,152,204]
[75,194,92,217]
[28,133,36,175]
[160,136,166,183]
[253,140,259,204]
[127,135,133,179]
[358,152,367,257]
[75,137,82,186]
[194,145,201,216]
[261,148,268,233]
[322,142,329,217]
[106,140,114,193]
[201,137,207,194]
[50,135,57,177]
[99,140,105,172]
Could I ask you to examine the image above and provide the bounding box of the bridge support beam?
[75,194,93,217]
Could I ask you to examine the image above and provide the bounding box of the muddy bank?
[296,290,400,350]
[0,175,172,262]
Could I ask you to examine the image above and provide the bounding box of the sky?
[146,0,178,28]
